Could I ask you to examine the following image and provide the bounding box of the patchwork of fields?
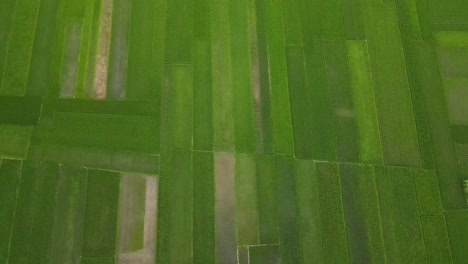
[0,0,467,263]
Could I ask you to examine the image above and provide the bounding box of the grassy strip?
[7,162,40,263]
[414,41,466,209]
[193,41,213,151]
[0,0,18,88]
[0,0,40,95]
[434,31,468,46]
[362,0,421,167]
[396,0,422,40]
[452,125,468,143]
[169,149,193,263]
[342,0,365,39]
[0,160,22,263]
[287,45,336,160]
[235,154,259,245]
[27,144,159,175]
[256,155,279,244]
[297,0,321,37]
[164,0,193,63]
[252,0,274,154]
[275,155,302,263]
[75,0,99,98]
[421,215,453,263]
[230,0,255,153]
[413,169,443,215]
[211,0,234,151]
[106,0,129,99]
[281,0,302,45]
[339,164,371,263]
[346,40,382,163]
[0,96,42,125]
[444,209,468,263]
[126,0,154,99]
[415,0,431,40]
[81,169,120,257]
[373,166,398,263]
[155,65,172,263]
[249,245,280,264]
[264,0,294,155]
[428,0,468,17]
[387,167,427,262]
[27,163,59,263]
[396,0,439,169]
[54,98,159,116]
[321,0,345,39]
[49,165,88,263]
[286,45,313,159]
[341,164,386,263]
[193,151,215,264]
[295,159,322,264]
[316,161,349,263]
[26,0,60,95]
[48,112,158,154]
[0,125,33,159]
[325,40,359,162]
[360,165,386,263]
[117,174,146,252]
[170,65,193,149]
[47,0,72,97]
[192,0,211,151]
[147,0,166,151]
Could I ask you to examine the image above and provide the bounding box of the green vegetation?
[0,0,467,263]
[0,159,22,263]
[7,161,40,263]
[81,169,120,257]
[28,162,59,263]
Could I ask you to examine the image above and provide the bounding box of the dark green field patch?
[81,169,120,257]
[249,245,280,264]
[275,155,302,263]
[28,162,60,263]
[7,161,40,263]
[295,159,322,264]
[445,210,468,263]
[26,0,60,96]
[413,169,444,215]
[193,151,215,264]
[0,96,42,125]
[0,0,40,95]
[49,165,88,264]
[256,155,279,244]
[421,215,453,264]
[0,159,22,263]
[46,112,159,154]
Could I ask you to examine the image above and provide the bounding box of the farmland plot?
[0,0,467,263]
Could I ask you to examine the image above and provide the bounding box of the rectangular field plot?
[81,169,121,258]
[118,174,158,264]
[0,125,33,159]
[45,112,159,154]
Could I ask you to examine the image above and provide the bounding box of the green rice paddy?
[0,0,467,263]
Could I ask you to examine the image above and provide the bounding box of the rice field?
[0,0,467,263]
